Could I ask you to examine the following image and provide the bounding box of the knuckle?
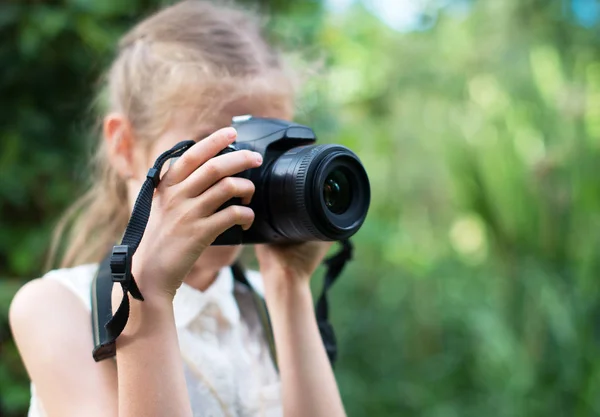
[239,179,255,197]
[164,199,175,214]
[178,154,194,173]
[163,192,178,212]
[222,177,237,194]
[231,205,244,219]
[193,220,208,238]
[175,204,193,224]
[203,161,220,180]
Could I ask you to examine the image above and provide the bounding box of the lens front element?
[323,169,352,214]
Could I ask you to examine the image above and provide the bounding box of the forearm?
[264,278,346,417]
[115,293,192,417]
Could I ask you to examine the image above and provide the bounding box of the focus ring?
[293,147,326,240]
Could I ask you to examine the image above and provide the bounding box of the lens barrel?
[267,144,370,241]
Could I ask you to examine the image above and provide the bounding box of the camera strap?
[92,139,196,361]
[230,263,279,370]
[91,139,353,367]
[316,239,353,365]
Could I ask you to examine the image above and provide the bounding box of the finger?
[200,206,256,243]
[195,177,256,216]
[162,127,237,186]
[180,150,262,197]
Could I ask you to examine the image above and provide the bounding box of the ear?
[103,113,137,180]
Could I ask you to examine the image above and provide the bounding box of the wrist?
[261,263,310,282]
[120,291,175,337]
[131,255,178,303]
[113,261,176,343]
[263,272,313,313]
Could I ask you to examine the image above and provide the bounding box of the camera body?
[213,116,371,245]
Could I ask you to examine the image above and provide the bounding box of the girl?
[9,1,347,416]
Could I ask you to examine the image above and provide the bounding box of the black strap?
[92,140,195,361]
[231,263,278,370]
[91,254,116,361]
[316,239,353,365]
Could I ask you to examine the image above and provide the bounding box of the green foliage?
[316,2,600,416]
[2,0,600,416]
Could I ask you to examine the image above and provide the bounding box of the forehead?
[146,93,294,167]
[209,95,293,132]
[171,94,294,141]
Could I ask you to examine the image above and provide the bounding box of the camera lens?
[323,169,352,214]
[267,144,370,242]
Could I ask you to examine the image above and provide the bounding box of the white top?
[28,263,282,417]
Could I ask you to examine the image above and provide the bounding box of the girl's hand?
[254,241,333,290]
[131,127,263,300]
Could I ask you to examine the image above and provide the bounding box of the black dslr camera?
[213,116,371,245]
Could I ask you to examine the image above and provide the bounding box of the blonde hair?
[48,0,295,269]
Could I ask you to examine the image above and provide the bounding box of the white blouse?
[27,263,282,417]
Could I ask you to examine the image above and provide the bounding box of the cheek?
[138,137,185,179]
[148,135,183,160]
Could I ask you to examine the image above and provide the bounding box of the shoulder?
[40,263,98,310]
[10,273,118,416]
[9,264,99,364]
[9,268,92,347]
[9,276,90,375]
[10,277,71,329]
[42,263,99,289]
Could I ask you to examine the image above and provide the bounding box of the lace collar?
[173,267,241,329]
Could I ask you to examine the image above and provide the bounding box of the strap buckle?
[109,244,143,301]
[110,245,132,283]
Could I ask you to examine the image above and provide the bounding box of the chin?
[194,246,243,271]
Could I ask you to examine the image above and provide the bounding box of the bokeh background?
[2,0,600,416]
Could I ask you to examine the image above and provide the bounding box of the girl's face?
[126,98,292,273]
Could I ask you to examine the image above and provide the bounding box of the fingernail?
[225,127,237,140]
[255,152,263,164]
